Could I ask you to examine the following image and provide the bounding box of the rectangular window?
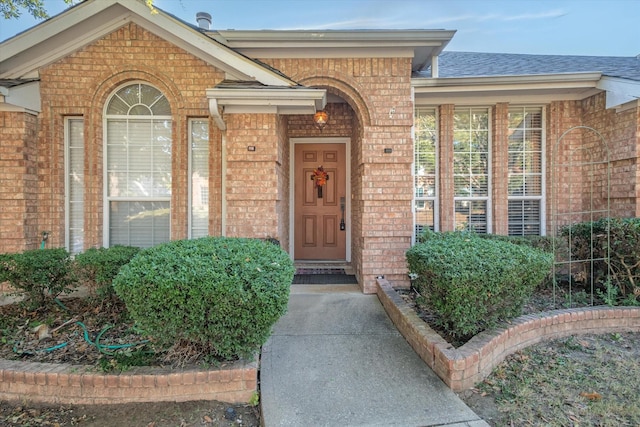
[414,108,438,238]
[508,107,544,235]
[189,119,210,238]
[65,118,84,254]
[453,107,490,233]
[106,118,172,247]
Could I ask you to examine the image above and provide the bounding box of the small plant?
[98,349,156,373]
[0,248,76,308]
[113,237,294,362]
[248,392,260,407]
[596,280,619,306]
[563,290,590,308]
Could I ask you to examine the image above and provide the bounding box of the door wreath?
[311,166,329,198]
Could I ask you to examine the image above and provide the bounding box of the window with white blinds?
[414,108,438,237]
[105,83,172,248]
[508,106,544,235]
[453,108,490,233]
[189,119,209,238]
[65,118,84,254]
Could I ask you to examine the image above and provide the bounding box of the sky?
[1,0,639,57]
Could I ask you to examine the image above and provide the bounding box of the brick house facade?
[1,0,639,293]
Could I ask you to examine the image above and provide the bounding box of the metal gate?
[551,126,611,306]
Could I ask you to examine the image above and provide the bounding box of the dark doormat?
[292,273,358,285]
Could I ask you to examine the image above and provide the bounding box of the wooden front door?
[294,143,346,260]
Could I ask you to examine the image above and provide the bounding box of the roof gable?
[0,0,296,87]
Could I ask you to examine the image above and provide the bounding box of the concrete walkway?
[260,284,489,427]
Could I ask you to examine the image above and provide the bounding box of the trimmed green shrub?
[562,217,640,303]
[407,232,553,339]
[75,246,141,299]
[477,234,557,254]
[113,237,294,361]
[0,248,76,307]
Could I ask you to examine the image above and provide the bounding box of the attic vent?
[196,12,212,30]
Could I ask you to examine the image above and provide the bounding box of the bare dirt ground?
[2,287,638,426]
[459,332,640,426]
[399,286,640,426]
[0,297,260,426]
[0,400,260,427]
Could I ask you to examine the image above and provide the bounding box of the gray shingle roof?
[419,52,640,81]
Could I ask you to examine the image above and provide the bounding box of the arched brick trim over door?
[296,75,372,128]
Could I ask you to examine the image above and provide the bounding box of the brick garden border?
[0,358,257,405]
[377,278,640,392]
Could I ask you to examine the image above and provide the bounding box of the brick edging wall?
[376,279,640,391]
[0,358,257,405]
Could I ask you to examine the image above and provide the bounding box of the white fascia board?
[412,72,602,92]
[0,0,116,61]
[216,29,456,48]
[596,76,640,109]
[217,29,456,72]
[207,87,326,110]
[206,86,326,129]
[414,89,602,106]
[412,73,603,105]
[1,8,134,78]
[4,81,41,112]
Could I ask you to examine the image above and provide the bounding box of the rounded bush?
[407,232,553,339]
[112,237,294,360]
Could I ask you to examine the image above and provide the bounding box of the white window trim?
[188,118,210,239]
[102,81,172,247]
[64,116,84,254]
[413,107,439,243]
[453,106,492,234]
[507,105,546,236]
[289,137,351,262]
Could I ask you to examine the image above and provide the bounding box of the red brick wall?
[224,113,281,239]
[0,111,39,251]
[32,23,224,250]
[582,93,639,218]
[438,105,455,232]
[264,57,415,291]
[492,103,509,235]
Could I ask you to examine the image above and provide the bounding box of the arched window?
[105,83,172,247]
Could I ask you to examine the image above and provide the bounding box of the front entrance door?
[294,143,346,260]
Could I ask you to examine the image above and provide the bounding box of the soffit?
[206,80,327,130]
[412,72,604,105]
[215,29,456,72]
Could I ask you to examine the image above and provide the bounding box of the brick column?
[224,113,281,239]
[0,110,39,253]
[492,103,509,235]
[438,105,454,232]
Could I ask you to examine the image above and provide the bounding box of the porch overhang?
[412,72,604,105]
[206,84,327,130]
[596,76,640,111]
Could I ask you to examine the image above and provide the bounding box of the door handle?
[340,197,346,231]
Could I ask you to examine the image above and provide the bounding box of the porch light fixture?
[313,110,329,131]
